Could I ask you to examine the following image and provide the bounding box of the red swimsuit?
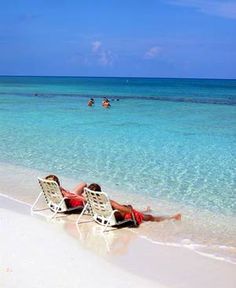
[61,188,84,208]
[124,209,144,225]
[67,198,84,208]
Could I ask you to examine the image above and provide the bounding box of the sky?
[0,0,236,78]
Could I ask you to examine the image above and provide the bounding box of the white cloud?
[98,50,113,66]
[91,41,113,66]
[166,0,236,19]
[144,46,162,59]
[92,41,102,52]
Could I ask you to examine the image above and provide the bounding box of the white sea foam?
[138,235,236,265]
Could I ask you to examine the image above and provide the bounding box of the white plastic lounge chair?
[31,177,84,219]
[77,187,135,232]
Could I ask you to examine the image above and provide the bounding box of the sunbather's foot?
[173,213,181,221]
[141,206,152,213]
[146,206,152,212]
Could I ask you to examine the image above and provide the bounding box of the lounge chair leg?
[76,203,89,224]
[31,192,43,213]
[102,210,117,232]
[50,198,66,220]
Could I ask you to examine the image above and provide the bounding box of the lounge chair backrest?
[84,188,117,226]
[38,177,68,212]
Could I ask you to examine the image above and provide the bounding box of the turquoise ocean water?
[0,76,236,262]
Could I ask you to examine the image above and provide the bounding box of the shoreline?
[2,190,235,265]
[1,194,236,288]
[1,162,236,287]
[1,161,235,263]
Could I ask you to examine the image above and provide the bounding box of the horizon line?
[0,74,235,81]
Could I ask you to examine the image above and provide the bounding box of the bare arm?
[71,182,87,196]
[110,199,133,214]
[61,187,85,201]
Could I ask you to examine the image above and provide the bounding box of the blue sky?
[0,0,235,78]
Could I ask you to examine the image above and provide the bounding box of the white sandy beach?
[1,203,164,288]
[0,163,236,288]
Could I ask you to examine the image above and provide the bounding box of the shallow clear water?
[0,76,236,262]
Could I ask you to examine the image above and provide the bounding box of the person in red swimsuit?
[44,176,181,224]
[45,175,86,208]
[87,183,181,226]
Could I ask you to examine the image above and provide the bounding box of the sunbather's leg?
[111,199,181,223]
[72,182,87,195]
[143,213,181,222]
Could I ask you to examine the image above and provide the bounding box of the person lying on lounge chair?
[87,183,181,226]
[45,176,181,225]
